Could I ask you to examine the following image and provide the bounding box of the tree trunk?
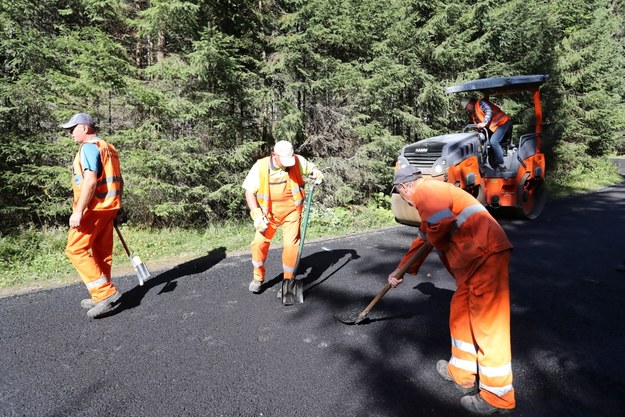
[156,31,165,63]
[134,0,143,68]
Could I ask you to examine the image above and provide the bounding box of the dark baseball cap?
[393,165,422,186]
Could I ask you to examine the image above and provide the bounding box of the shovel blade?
[333,312,369,325]
[281,279,303,306]
[131,255,151,286]
[333,314,357,325]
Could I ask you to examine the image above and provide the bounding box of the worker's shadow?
[412,281,453,317]
[263,249,360,293]
[114,246,227,313]
[300,249,360,293]
[350,281,454,325]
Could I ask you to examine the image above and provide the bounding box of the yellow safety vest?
[256,156,305,212]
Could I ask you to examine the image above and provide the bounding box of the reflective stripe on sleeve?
[426,208,453,224]
[283,265,295,273]
[417,229,427,240]
[456,204,487,227]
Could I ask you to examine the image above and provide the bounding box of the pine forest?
[2,0,625,232]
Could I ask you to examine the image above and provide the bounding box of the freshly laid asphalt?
[2,175,625,417]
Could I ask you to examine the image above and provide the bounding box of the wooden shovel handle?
[114,224,132,257]
[394,240,433,277]
[356,241,433,321]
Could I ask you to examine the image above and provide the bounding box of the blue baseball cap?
[61,113,95,129]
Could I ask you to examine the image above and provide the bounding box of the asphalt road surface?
[2,177,625,417]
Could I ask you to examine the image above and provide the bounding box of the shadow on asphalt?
[257,248,360,294]
[300,248,360,293]
[283,177,625,416]
[306,276,460,416]
[114,246,227,313]
[5,172,625,416]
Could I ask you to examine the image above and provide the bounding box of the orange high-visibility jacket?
[398,180,512,285]
[256,156,305,213]
[72,139,123,211]
[471,99,510,132]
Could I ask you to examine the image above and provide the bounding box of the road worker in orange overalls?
[243,140,324,294]
[388,165,515,415]
[62,113,124,319]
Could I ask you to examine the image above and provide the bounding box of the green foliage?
[546,141,621,197]
[110,132,259,226]
[0,206,396,289]
[2,0,625,236]
[0,226,69,287]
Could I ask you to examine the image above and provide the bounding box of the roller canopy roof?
[445,74,549,95]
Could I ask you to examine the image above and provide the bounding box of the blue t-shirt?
[73,142,102,186]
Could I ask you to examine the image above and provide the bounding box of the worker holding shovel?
[62,113,124,319]
[243,140,324,297]
[389,165,515,415]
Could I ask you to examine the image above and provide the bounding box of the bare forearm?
[69,171,97,228]
[245,191,259,211]
[75,174,97,213]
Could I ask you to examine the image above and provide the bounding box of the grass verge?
[0,204,396,295]
[3,157,623,296]
[545,157,623,198]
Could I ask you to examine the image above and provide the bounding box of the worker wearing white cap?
[242,141,324,294]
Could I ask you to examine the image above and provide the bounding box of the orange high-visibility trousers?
[66,210,119,302]
[447,250,515,409]
[251,199,302,282]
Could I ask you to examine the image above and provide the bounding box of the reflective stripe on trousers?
[447,250,515,409]
[251,199,301,281]
[66,210,118,302]
[85,277,108,290]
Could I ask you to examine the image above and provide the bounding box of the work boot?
[436,360,475,394]
[249,279,262,293]
[80,298,96,309]
[87,291,122,318]
[460,394,513,415]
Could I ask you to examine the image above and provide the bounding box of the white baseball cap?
[273,140,296,167]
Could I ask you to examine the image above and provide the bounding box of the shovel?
[334,241,433,324]
[114,224,151,286]
[282,183,316,306]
